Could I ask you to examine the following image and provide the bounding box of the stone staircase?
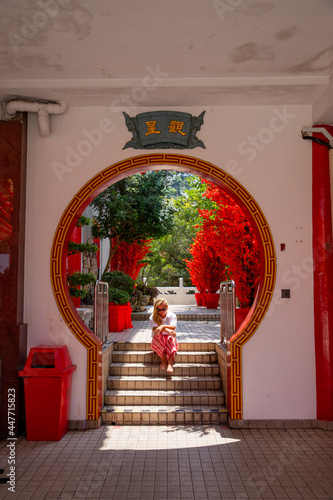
[101,341,228,425]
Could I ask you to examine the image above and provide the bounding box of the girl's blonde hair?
[152,298,169,326]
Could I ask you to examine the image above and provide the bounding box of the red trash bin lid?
[18,345,76,378]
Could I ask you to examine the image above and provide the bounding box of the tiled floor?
[1,426,333,499]
[107,319,221,344]
[107,304,222,344]
[2,306,332,499]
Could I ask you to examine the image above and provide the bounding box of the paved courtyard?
[1,306,332,499]
[0,425,332,499]
[108,304,222,344]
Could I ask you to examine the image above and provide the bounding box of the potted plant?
[107,288,132,332]
[189,183,260,320]
[186,233,226,309]
[103,270,135,295]
[103,271,135,332]
[108,288,130,305]
[194,288,206,307]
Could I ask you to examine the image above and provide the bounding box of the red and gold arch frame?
[50,154,276,421]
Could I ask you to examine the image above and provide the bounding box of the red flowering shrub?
[186,182,260,307]
[185,231,226,293]
[112,239,152,280]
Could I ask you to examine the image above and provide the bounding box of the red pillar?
[0,117,27,437]
[67,225,82,275]
[312,125,333,421]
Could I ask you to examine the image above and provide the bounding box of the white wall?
[24,103,315,420]
[313,72,333,124]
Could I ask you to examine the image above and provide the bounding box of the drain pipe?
[5,99,68,138]
[301,127,333,148]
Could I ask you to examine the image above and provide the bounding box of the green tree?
[91,172,174,277]
[143,175,218,286]
[166,171,193,198]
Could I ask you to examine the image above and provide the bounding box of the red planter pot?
[72,296,81,308]
[108,302,133,332]
[195,293,205,306]
[204,293,220,309]
[235,308,251,330]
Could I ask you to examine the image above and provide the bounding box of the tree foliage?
[67,216,98,257]
[67,215,98,300]
[67,271,96,298]
[90,172,174,277]
[143,175,217,286]
[102,270,135,295]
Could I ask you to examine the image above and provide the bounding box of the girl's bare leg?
[167,357,174,373]
[160,354,166,370]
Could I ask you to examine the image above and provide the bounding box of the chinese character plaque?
[123,111,206,149]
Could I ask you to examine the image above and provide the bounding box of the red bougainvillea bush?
[185,231,226,293]
[186,182,260,308]
[112,239,152,280]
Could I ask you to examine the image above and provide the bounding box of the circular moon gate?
[50,154,276,421]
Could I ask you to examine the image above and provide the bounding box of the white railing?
[156,278,197,305]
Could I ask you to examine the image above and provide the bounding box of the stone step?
[104,339,227,426]
[101,405,228,425]
[131,312,220,321]
[104,389,225,406]
[112,350,217,364]
[107,375,222,391]
[109,362,220,377]
[112,341,218,352]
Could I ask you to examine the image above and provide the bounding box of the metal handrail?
[94,281,109,343]
[220,280,236,343]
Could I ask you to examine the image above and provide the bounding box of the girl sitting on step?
[150,298,178,373]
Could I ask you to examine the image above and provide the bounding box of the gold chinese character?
[168,120,187,136]
[145,121,161,136]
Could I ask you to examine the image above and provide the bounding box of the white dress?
[149,311,177,338]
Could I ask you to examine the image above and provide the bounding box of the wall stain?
[274,26,298,41]
[288,45,333,73]
[101,69,113,78]
[17,54,64,72]
[50,4,94,41]
[0,1,94,72]
[230,42,275,64]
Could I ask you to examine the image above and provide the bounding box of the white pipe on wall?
[301,127,333,147]
[5,99,68,138]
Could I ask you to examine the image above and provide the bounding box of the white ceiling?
[0,0,333,116]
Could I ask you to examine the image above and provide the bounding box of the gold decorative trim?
[50,154,276,420]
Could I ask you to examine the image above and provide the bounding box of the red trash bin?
[19,345,76,441]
